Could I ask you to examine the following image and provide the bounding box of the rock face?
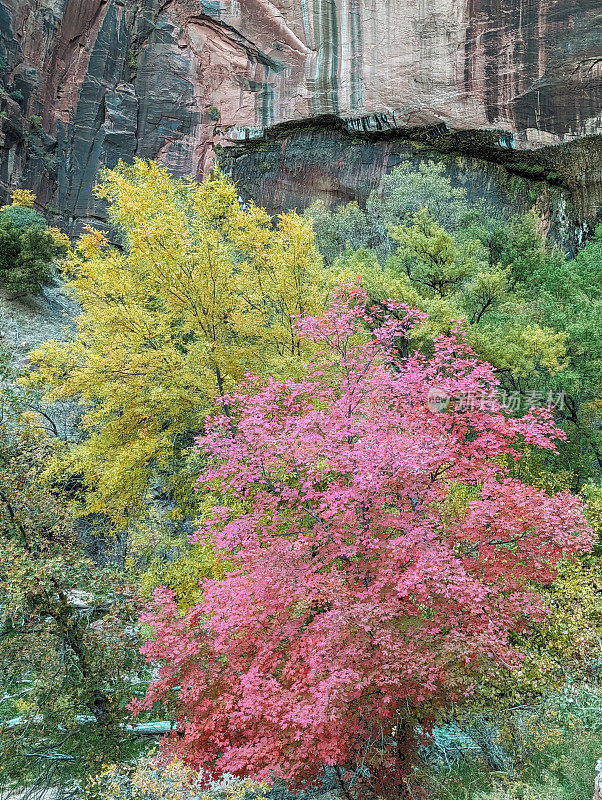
[219,122,599,244]
[0,0,600,230]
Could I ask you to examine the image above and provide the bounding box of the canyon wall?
[0,0,600,233]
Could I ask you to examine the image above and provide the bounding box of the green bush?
[0,218,53,294]
[0,204,46,230]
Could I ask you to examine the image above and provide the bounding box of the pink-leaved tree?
[134,286,592,799]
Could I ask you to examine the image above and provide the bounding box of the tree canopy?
[11,159,602,800]
[30,160,327,524]
[136,288,592,799]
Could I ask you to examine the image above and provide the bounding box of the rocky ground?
[0,272,80,439]
[0,274,76,361]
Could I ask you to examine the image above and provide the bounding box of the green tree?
[509,225,602,486]
[0,348,149,797]
[308,163,602,486]
[0,217,54,294]
[331,212,565,384]
[305,161,479,263]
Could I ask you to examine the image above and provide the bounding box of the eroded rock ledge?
[219,117,601,244]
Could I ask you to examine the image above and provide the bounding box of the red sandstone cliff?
[0,0,600,227]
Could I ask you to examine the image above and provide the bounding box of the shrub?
[47,225,71,253]
[9,188,37,208]
[90,756,269,800]
[0,204,46,230]
[0,217,53,294]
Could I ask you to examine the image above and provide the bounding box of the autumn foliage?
[136,288,592,798]
[30,160,325,524]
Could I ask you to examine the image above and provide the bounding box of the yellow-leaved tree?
[30,160,326,536]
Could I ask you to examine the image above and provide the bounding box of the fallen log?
[4,715,172,736]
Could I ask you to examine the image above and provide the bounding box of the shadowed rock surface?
[219,120,600,247]
[0,0,600,232]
